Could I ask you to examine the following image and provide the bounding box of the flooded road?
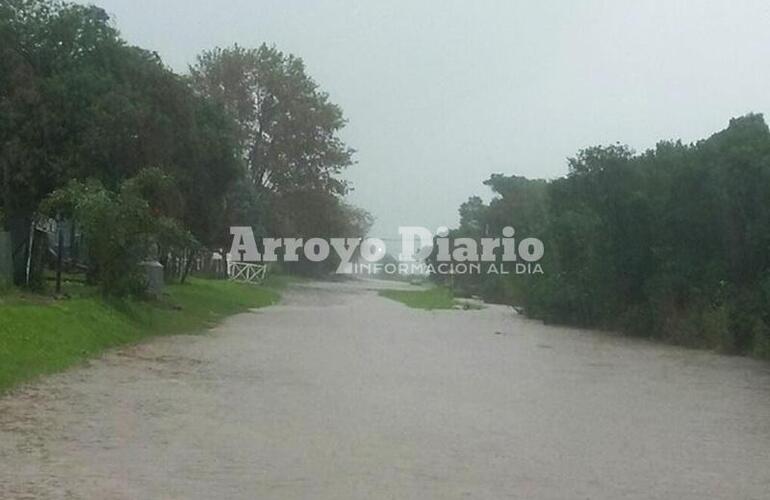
[1,280,769,499]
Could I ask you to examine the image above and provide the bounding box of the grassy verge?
[379,287,457,310]
[0,276,285,393]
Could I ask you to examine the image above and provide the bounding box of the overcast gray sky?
[81,0,770,240]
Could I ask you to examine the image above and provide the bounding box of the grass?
[378,287,458,310]
[0,276,285,393]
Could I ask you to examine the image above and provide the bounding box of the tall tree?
[190,45,354,200]
[0,0,243,282]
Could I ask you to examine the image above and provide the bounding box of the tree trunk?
[180,249,194,284]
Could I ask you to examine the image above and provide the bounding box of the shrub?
[40,170,195,296]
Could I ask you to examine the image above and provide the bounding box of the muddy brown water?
[1,280,769,499]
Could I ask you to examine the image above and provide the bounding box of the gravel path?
[1,280,769,499]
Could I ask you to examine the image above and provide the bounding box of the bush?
[41,170,196,296]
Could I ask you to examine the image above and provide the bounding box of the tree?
[190,44,364,275]
[1,1,243,284]
[2,1,364,287]
[190,44,354,201]
[445,114,770,357]
[271,188,373,275]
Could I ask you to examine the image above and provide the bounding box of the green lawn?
[378,287,457,310]
[0,277,284,393]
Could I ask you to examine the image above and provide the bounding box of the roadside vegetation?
[0,0,371,295]
[439,115,770,359]
[0,277,284,393]
[0,1,364,391]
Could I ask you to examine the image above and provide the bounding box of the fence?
[228,262,268,285]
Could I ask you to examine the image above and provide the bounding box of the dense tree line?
[0,0,368,292]
[445,115,770,358]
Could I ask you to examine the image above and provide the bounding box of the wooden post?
[55,219,64,294]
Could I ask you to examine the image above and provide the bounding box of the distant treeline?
[0,0,370,293]
[443,115,770,358]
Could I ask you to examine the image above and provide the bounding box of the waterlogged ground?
[1,280,770,499]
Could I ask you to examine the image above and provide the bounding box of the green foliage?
[190,44,354,198]
[1,0,241,253]
[2,0,365,288]
[189,44,365,252]
[445,114,770,359]
[41,170,196,296]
